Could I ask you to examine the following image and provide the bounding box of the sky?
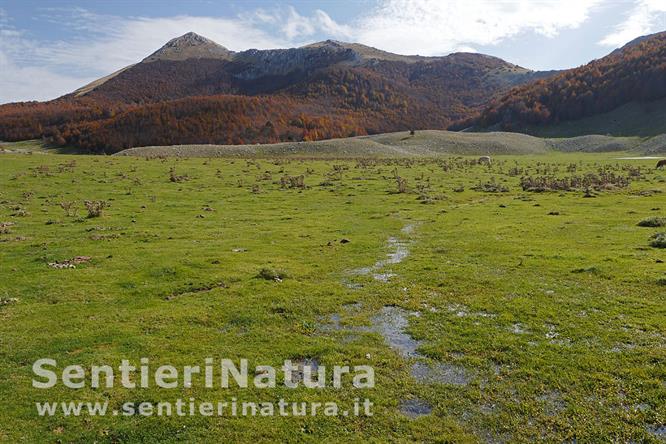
[1,0,666,103]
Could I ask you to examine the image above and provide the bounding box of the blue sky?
[1,0,666,103]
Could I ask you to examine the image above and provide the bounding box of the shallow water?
[371,306,421,358]
[411,361,471,386]
[382,237,410,265]
[647,424,666,439]
[371,306,472,386]
[347,226,412,284]
[371,272,396,282]
[399,398,432,418]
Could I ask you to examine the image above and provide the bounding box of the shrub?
[638,217,666,227]
[60,201,78,217]
[280,175,305,189]
[396,176,408,193]
[0,222,14,235]
[472,178,508,193]
[11,206,29,217]
[169,167,189,183]
[84,200,108,218]
[649,233,666,248]
[520,173,629,192]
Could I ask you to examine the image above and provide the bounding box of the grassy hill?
[4,130,663,159]
[516,98,666,139]
[113,130,649,158]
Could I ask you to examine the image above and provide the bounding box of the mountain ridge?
[4,31,659,153]
[470,30,666,136]
[0,32,554,153]
[74,32,538,98]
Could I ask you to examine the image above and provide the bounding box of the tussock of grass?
[637,216,666,227]
[649,232,666,248]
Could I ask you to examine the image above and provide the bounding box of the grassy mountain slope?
[473,31,666,135]
[497,97,666,138]
[112,130,646,158]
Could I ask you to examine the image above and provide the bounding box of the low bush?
[84,200,108,218]
[649,233,666,248]
[638,217,666,227]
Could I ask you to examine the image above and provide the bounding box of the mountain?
[470,31,666,136]
[142,32,234,62]
[0,33,551,153]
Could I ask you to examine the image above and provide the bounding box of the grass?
[111,130,656,158]
[520,97,666,139]
[0,150,665,442]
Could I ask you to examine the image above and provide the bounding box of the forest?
[0,49,535,153]
[475,33,666,130]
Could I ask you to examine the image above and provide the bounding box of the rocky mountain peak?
[142,32,234,63]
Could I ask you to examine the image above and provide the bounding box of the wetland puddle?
[372,306,471,386]
[399,398,432,418]
[319,304,472,419]
[371,306,420,358]
[344,224,414,288]
[372,306,471,419]
[330,223,471,417]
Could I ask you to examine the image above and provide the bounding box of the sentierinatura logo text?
[32,358,375,389]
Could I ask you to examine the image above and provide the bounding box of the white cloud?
[0,10,295,103]
[352,0,602,56]
[0,1,608,103]
[281,6,316,39]
[30,12,293,75]
[313,10,353,39]
[0,50,92,102]
[600,0,666,46]
[248,7,352,42]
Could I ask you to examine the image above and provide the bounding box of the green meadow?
[0,149,665,442]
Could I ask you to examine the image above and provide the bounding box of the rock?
[48,256,92,269]
[0,297,19,305]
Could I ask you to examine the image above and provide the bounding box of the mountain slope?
[502,97,666,138]
[472,31,666,135]
[112,130,645,158]
[0,33,550,153]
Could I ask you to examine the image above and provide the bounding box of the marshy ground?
[0,151,665,442]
